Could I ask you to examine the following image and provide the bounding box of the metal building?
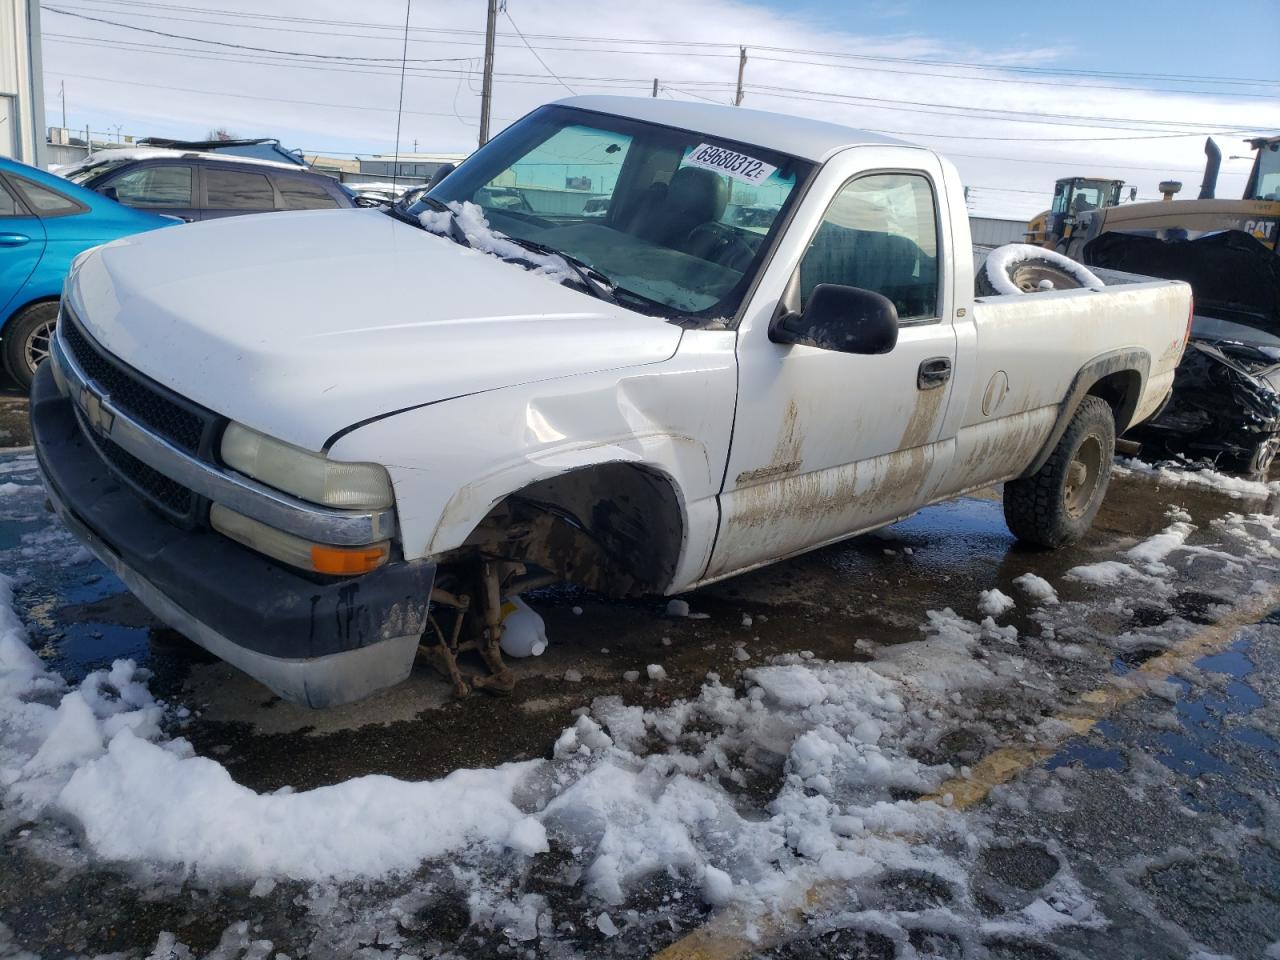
[0,0,44,167]
[969,216,1028,249]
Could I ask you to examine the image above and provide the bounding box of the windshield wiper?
[390,196,471,248]
[500,235,618,304]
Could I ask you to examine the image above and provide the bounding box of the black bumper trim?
[31,362,435,662]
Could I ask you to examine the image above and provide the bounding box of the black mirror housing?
[426,163,456,190]
[770,284,899,355]
[100,186,120,202]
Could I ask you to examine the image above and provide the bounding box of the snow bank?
[0,572,547,881]
[60,733,545,880]
[1114,457,1280,501]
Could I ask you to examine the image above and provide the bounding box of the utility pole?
[651,78,658,98]
[59,81,66,129]
[734,46,747,106]
[478,0,498,147]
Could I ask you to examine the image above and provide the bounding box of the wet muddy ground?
[1,416,1279,958]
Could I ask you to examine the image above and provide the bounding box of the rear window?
[206,169,274,210]
[277,178,340,210]
[12,176,80,216]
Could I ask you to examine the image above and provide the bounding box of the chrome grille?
[60,314,211,455]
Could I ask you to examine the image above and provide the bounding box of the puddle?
[1048,719,1127,771]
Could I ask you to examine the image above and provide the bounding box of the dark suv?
[63,152,353,222]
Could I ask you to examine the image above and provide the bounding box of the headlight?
[220,422,394,510]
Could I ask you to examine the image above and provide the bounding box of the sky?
[37,0,1280,219]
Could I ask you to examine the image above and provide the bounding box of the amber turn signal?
[309,543,390,576]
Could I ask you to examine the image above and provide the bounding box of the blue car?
[0,156,173,389]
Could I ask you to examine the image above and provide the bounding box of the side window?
[205,170,274,210]
[277,178,340,210]
[108,164,193,207]
[0,179,23,217]
[797,172,939,322]
[11,176,81,217]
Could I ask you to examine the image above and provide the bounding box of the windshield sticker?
[682,143,777,186]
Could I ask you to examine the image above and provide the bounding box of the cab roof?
[555,96,920,163]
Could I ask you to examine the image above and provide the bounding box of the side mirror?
[769,284,899,355]
[426,163,456,190]
[100,186,120,202]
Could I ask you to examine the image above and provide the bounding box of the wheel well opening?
[1086,370,1142,434]
[455,462,684,598]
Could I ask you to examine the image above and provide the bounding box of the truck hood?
[67,208,683,450]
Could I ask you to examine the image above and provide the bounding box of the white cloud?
[40,0,1279,219]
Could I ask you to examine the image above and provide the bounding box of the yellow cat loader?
[1063,136,1280,259]
[1071,136,1280,477]
[1025,176,1129,249]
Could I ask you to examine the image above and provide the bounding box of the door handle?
[0,233,31,247]
[918,357,952,390]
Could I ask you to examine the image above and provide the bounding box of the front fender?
[326,329,738,589]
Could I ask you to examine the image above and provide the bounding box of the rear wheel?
[1004,396,1115,548]
[3,301,59,392]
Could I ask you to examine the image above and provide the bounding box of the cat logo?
[77,388,115,438]
[1244,219,1277,244]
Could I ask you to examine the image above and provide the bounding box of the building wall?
[0,0,44,166]
[969,216,1028,248]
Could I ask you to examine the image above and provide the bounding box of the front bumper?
[31,361,436,707]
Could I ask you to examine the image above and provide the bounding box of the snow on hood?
[66,208,683,450]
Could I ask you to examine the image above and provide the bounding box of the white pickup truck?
[32,97,1192,706]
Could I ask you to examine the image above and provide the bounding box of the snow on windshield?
[419,201,574,285]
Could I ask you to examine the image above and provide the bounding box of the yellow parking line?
[653,584,1280,959]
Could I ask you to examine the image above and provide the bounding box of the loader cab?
[1244,136,1280,202]
[1027,177,1126,249]
[1049,177,1125,240]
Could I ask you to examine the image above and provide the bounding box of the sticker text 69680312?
[682,143,777,187]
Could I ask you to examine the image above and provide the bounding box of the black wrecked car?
[1084,229,1280,478]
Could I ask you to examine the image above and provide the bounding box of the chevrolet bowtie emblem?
[78,388,115,437]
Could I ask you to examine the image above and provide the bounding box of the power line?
[741,83,1263,133]
[504,6,575,95]
[47,0,1280,102]
[55,0,1280,87]
[45,32,1265,141]
[44,5,476,62]
[44,69,515,121]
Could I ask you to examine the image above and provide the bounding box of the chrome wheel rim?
[24,317,55,373]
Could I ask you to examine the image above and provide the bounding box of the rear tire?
[3,301,59,392]
[1004,396,1115,548]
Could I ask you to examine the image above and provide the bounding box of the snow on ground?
[1013,573,1059,605]
[978,588,1015,617]
[1114,457,1280,501]
[4,452,1280,956]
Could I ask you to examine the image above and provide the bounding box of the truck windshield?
[409,105,813,320]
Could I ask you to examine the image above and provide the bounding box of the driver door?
[707,153,958,580]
